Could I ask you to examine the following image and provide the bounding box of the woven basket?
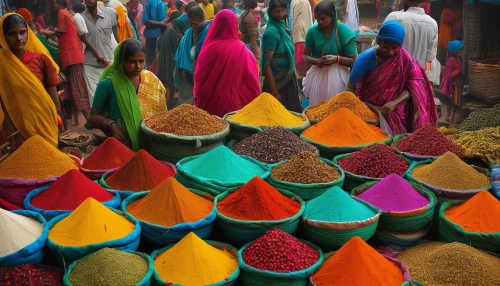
[468,59,500,105]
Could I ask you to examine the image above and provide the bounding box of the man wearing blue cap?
[385,0,437,69]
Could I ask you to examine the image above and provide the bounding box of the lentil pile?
[339,144,409,178]
[48,198,135,247]
[305,187,377,222]
[232,127,317,164]
[411,152,490,190]
[145,104,228,136]
[305,91,378,122]
[271,152,341,184]
[311,236,404,286]
[0,264,63,285]
[399,242,500,285]
[450,126,500,164]
[154,232,238,285]
[227,93,306,127]
[302,108,387,146]
[81,138,135,170]
[395,125,465,157]
[0,208,43,257]
[126,178,213,227]
[105,150,176,191]
[217,177,301,220]
[67,248,149,286]
[0,135,78,179]
[459,104,500,131]
[242,228,319,272]
[444,190,500,232]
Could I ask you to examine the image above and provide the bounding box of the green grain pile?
[68,248,149,286]
[399,241,500,286]
[459,104,500,131]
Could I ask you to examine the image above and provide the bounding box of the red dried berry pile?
[0,264,63,285]
[242,228,319,273]
[395,125,465,157]
[339,144,409,178]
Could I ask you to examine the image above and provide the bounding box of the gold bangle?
[336,56,341,64]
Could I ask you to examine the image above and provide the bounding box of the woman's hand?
[271,89,282,101]
[109,123,129,146]
[380,100,398,116]
[320,55,338,67]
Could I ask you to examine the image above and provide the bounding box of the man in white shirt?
[385,0,438,68]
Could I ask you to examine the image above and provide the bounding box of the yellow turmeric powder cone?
[48,198,136,246]
[154,232,238,285]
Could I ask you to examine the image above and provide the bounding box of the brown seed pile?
[399,241,500,286]
[411,152,490,190]
[145,104,228,136]
[305,91,378,122]
[232,127,318,164]
[272,152,341,184]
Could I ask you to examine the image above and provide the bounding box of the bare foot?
[72,122,80,126]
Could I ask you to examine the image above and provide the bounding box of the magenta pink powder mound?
[356,174,429,212]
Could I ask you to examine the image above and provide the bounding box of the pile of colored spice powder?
[145,104,228,136]
[68,248,149,286]
[181,146,266,183]
[339,145,409,178]
[232,127,318,164]
[411,152,490,190]
[395,125,465,157]
[311,236,404,285]
[217,177,301,220]
[444,190,500,232]
[30,170,115,210]
[242,228,319,272]
[304,187,376,222]
[227,93,305,127]
[272,152,341,184]
[48,198,135,246]
[302,108,387,147]
[356,174,429,212]
[305,91,378,122]
[399,242,500,285]
[0,264,63,285]
[81,138,135,170]
[0,208,43,257]
[154,232,238,285]
[127,177,213,227]
[105,150,176,191]
[0,135,78,179]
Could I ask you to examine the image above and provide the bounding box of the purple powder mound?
[356,174,429,212]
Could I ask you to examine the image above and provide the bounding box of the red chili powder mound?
[395,125,465,157]
[105,150,176,191]
[31,169,115,210]
[217,177,301,220]
[444,190,500,233]
[311,236,404,286]
[81,138,135,170]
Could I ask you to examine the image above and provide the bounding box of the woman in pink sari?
[345,20,437,135]
[194,10,260,117]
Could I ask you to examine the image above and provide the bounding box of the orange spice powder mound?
[311,236,404,286]
[444,190,500,233]
[302,108,387,146]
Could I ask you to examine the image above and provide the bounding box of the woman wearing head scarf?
[441,40,463,124]
[302,0,356,106]
[194,10,260,117]
[261,0,301,112]
[345,20,437,135]
[89,39,167,151]
[0,13,61,151]
[116,5,138,42]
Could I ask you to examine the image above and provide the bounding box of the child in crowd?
[441,40,464,125]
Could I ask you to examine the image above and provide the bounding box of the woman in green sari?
[261,0,301,112]
[89,39,167,151]
[302,0,357,106]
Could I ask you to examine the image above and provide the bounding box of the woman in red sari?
[194,10,260,117]
[345,20,437,135]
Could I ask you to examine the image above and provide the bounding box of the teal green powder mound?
[181,146,266,183]
[305,186,376,222]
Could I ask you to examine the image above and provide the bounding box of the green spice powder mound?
[68,248,149,286]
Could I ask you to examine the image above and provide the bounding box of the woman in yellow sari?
[0,13,61,151]
[89,39,167,151]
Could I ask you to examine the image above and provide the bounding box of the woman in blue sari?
[302,0,357,106]
[174,6,211,104]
